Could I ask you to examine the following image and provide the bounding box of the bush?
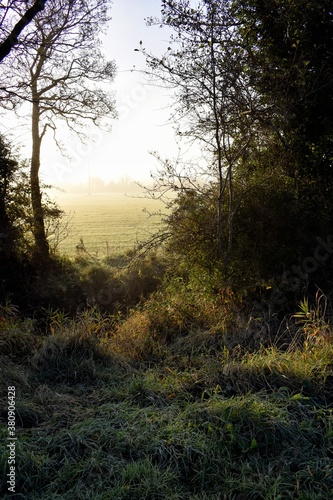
[0,135,31,259]
[166,187,219,269]
[163,175,333,302]
[79,252,168,313]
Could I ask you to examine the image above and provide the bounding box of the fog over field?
[52,189,165,258]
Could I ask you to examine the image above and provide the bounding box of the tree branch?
[0,0,47,63]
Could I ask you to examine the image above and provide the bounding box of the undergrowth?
[1,293,333,499]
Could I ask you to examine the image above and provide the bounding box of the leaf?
[250,438,257,450]
[291,393,309,401]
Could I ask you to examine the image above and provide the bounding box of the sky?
[3,0,180,187]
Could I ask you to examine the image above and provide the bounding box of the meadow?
[52,192,165,258]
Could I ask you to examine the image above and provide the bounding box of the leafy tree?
[234,0,333,185]
[143,0,333,290]
[0,0,116,263]
[0,135,33,260]
[0,134,20,257]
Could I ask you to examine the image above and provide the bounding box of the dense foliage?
[142,0,333,300]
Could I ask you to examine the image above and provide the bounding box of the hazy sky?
[3,0,180,187]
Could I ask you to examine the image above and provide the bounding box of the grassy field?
[52,193,165,258]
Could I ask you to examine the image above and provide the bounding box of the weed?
[293,290,332,346]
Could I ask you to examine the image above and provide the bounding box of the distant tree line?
[59,177,144,195]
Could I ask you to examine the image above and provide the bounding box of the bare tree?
[0,0,47,63]
[142,0,258,270]
[0,0,116,262]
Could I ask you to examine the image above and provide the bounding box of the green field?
[52,193,165,258]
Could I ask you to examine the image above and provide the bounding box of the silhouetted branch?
[0,0,47,63]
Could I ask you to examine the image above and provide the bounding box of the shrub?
[31,314,116,384]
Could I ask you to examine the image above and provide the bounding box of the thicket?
[136,0,333,310]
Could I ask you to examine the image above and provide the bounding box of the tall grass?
[1,297,333,498]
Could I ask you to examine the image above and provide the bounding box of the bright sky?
[3,0,180,187]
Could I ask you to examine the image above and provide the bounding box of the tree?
[0,135,33,259]
[0,134,20,257]
[234,0,333,185]
[0,0,47,63]
[143,0,260,270]
[0,0,116,263]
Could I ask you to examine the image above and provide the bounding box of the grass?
[1,299,333,499]
[52,193,164,258]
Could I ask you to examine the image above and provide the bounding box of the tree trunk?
[209,10,228,271]
[217,151,225,266]
[227,163,233,268]
[31,90,49,263]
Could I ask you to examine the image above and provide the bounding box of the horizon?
[49,175,153,196]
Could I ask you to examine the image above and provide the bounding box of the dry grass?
[1,301,333,498]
